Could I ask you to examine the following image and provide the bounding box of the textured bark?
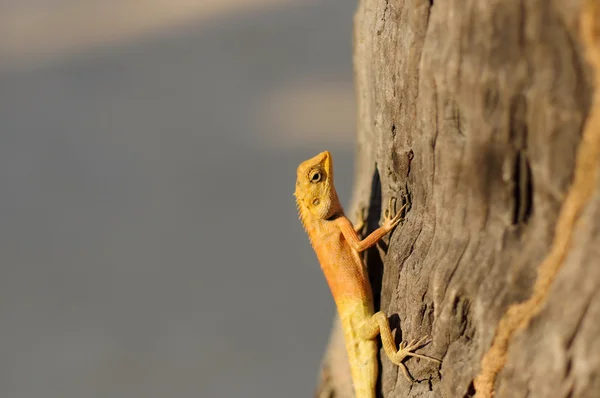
[317,0,600,397]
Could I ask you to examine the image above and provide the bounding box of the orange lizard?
[295,151,440,397]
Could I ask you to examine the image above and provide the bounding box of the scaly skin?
[295,151,440,398]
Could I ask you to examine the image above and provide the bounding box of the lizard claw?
[392,335,441,382]
[393,335,441,364]
[381,196,408,231]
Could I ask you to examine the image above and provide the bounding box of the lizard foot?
[392,335,441,382]
[381,197,407,231]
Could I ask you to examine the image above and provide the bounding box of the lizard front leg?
[358,312,440,382]
[337,197,407,252]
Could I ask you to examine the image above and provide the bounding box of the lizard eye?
[309,169,322,183]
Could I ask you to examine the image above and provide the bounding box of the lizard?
[295,151,440,398]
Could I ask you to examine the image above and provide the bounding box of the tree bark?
[317,0,600,397]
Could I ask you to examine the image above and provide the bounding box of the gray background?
[0,1,358,397]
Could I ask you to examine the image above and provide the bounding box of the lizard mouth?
[312,151,333,188]
[316,151,329,161]
[307,151,330,166]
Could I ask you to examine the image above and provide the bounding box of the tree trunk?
[317,0,600,397]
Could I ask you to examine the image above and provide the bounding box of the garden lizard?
[295,151,439,398]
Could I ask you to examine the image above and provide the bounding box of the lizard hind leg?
[358,311,440,382]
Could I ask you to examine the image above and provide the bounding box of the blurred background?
[0,0,357,397]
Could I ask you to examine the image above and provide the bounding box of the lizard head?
[295,151,342,220]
